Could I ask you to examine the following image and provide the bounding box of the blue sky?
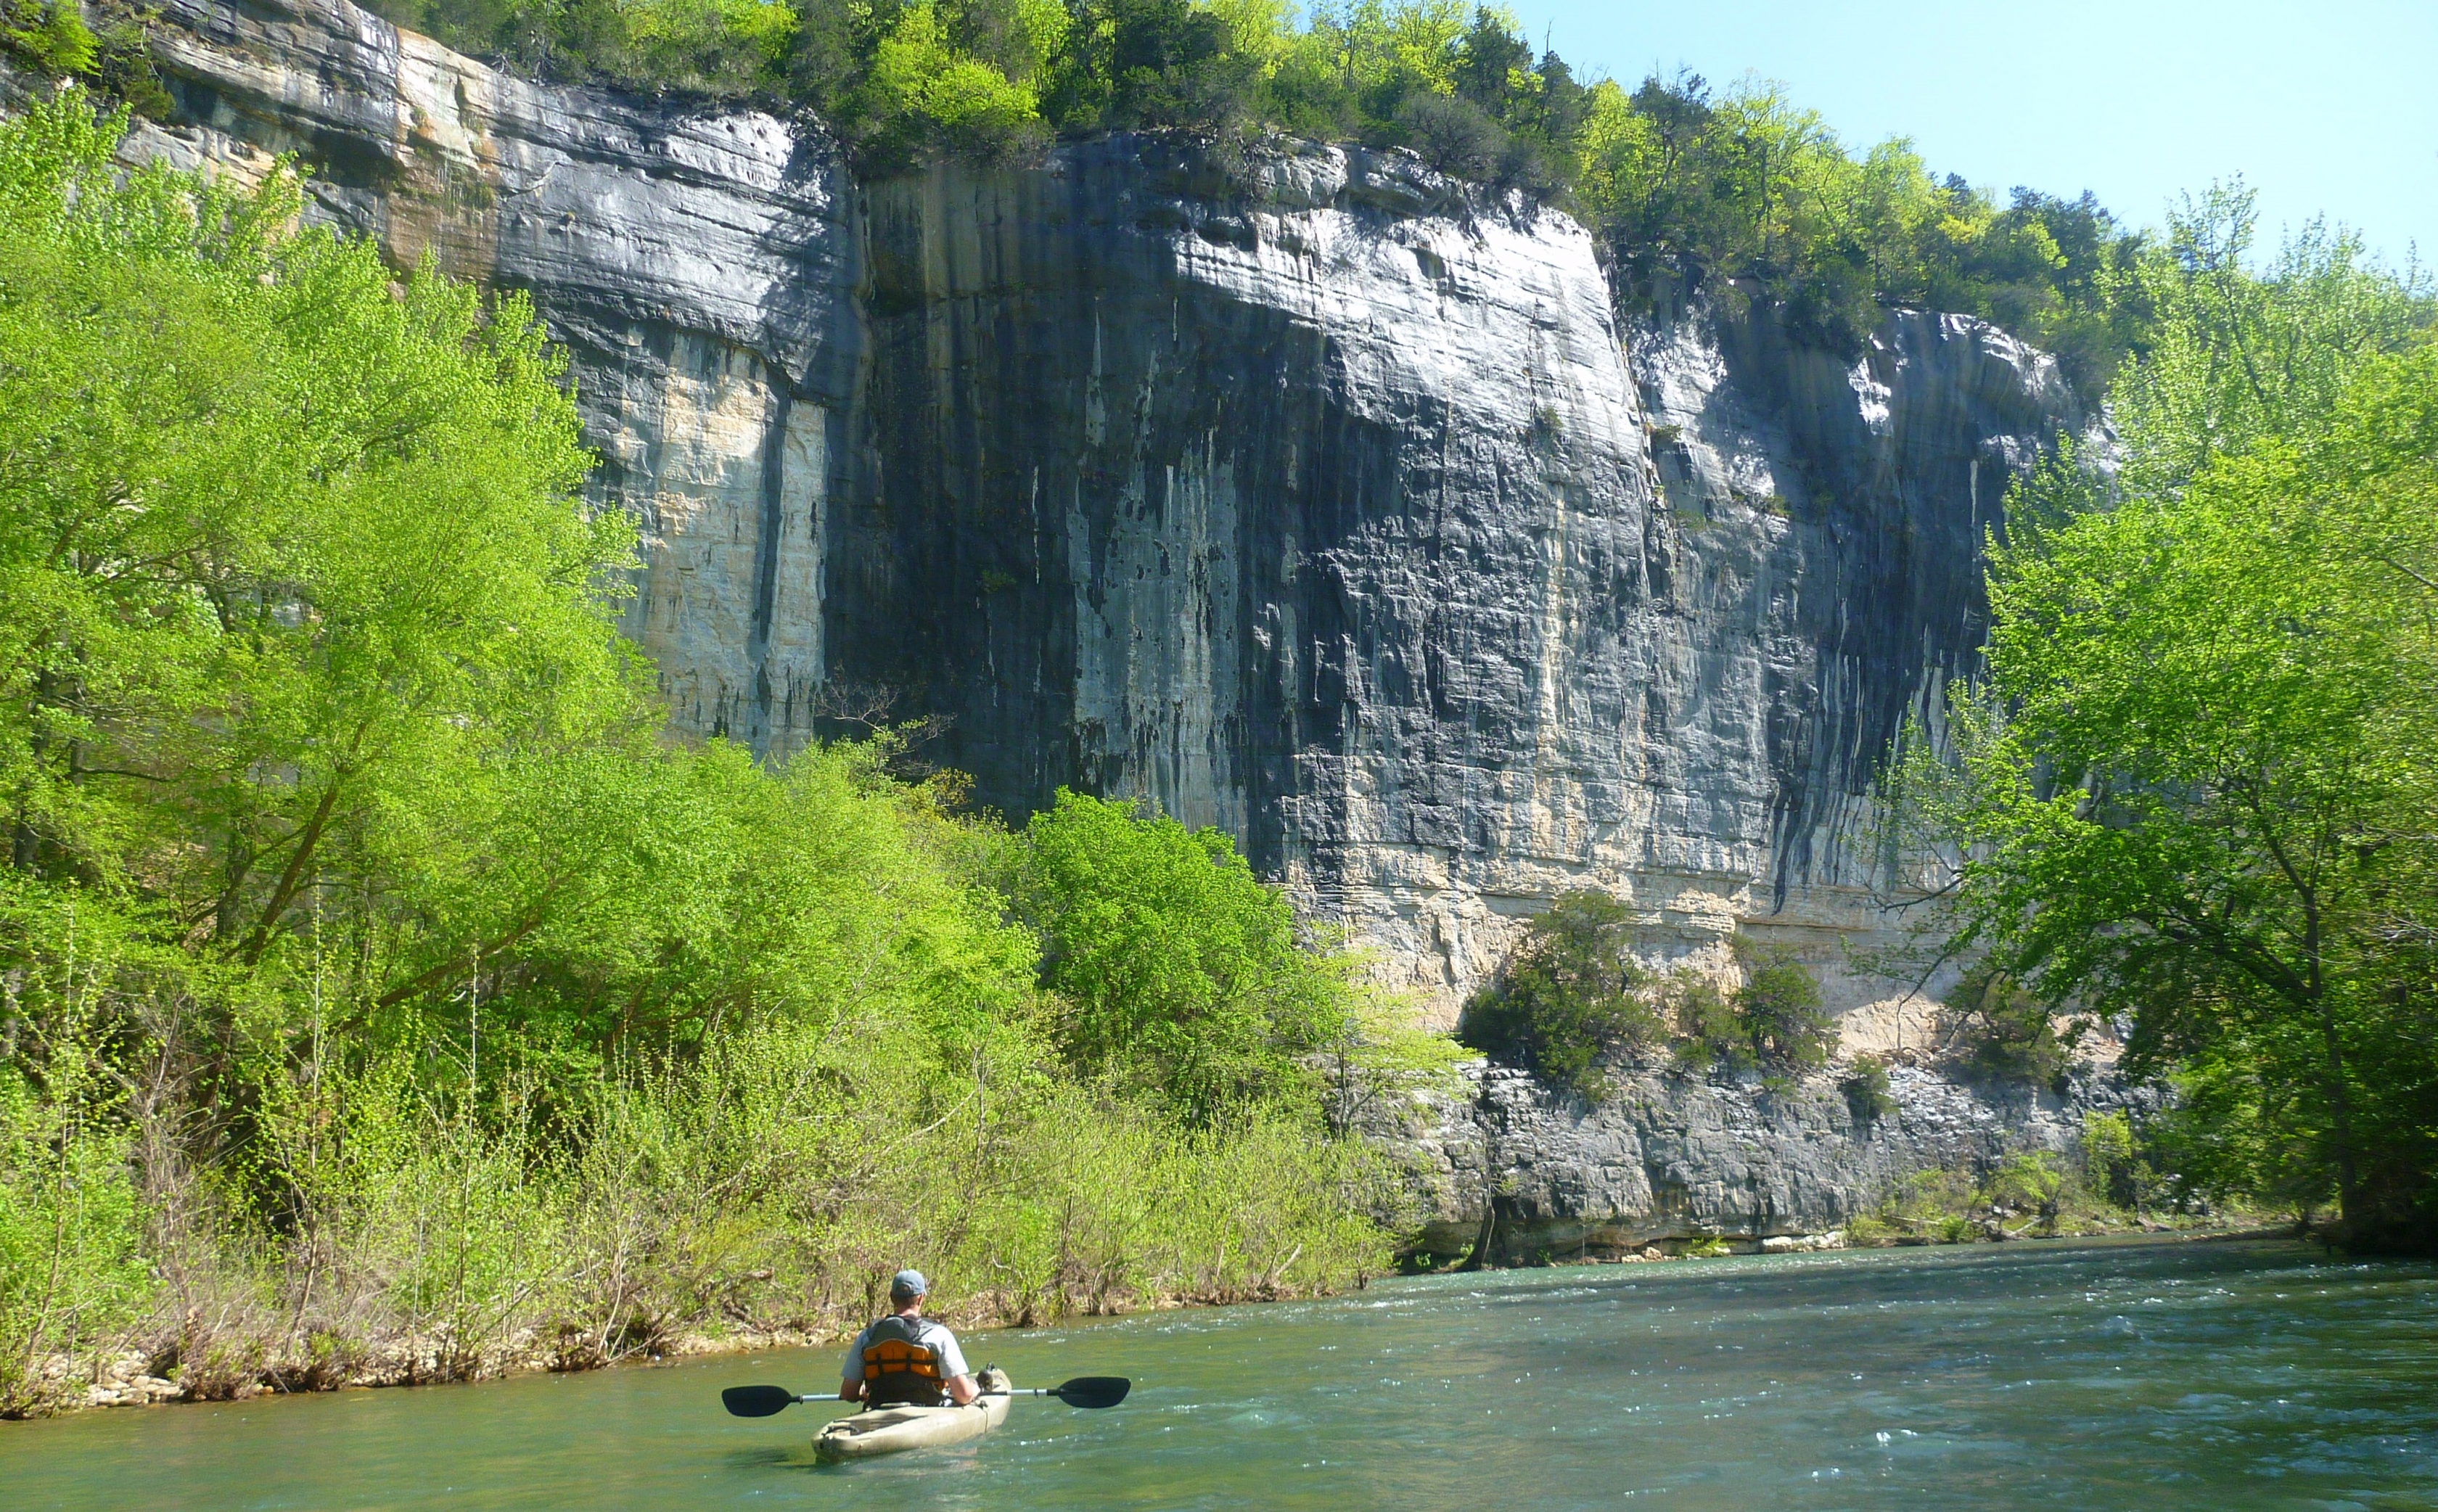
[1501,0,2437,268]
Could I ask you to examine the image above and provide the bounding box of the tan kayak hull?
[814,1368,1011,1463]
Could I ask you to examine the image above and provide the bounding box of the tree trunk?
[2318,997,2363,1225]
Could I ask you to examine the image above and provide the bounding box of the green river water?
[6,1237,2434,1511]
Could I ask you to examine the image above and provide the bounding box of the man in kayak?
[840,1270,981,1408]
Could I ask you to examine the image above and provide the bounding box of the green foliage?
[9,0,2150,388]
[368,0,799,97]
[1461,904,1839,1098]
[1670,942,1832,1075]
[1457,891,1663,1099]
[1983,1150,2064,1215]
[1906,195,2438,1247]
[1734,943,1834,1070]
[1942,962,2077,1089]
[2080,1109,2166,1213]
[0,91,630,952]
[1844,1143,2230,1247]
[1665,970,1744,1072]
[1840,1053,1895,1125]
[2108,185,2434,501]
[0,958,155,1416]
[1,0,96,75]
[1573,72,2147,379]
[1850,1156,2085,1246]
[0,94,1400,1407]
[1012,789,1351,1125]
[1318,964,1468,1139]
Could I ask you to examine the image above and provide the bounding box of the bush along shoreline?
[0,95,1454,1418]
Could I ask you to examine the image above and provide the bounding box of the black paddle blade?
[1049,1376,1130,1409]
[722,1384,799,1418]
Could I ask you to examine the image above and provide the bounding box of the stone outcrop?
[1384,1061,2149,1262]
[51,0,2112,1238]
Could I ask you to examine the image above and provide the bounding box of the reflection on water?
[6,1237,2435,1511]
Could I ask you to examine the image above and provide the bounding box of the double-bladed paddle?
[722,1376,1130,1417]
[1001,1376,1131,1409]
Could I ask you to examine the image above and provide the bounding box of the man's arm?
[936,1329,980,1405]
[840,1328,867,1402]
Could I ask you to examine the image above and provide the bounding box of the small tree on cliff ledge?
[1458,892,1665,1100]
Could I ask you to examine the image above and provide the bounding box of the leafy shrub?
[0,1032,155,1416]
[1841,1054,1897,1125]
[1396,91,1501,178]
[1671,942,1833,1075]
[1011,789,1353,1126]
[1458,892,1664,1100]
[1985,1151,2065,1217]
[1,0,94,75]
[1944,962,2077,1089]
[1847,1147,2177,1246]
[1931,1212,1978,1244]
[2080,1109,2166,1213]
[1580,71,2148,382]
[1318,973,1469,1140]
[1737,945,1834,1069]
[1667,971,1746,1072]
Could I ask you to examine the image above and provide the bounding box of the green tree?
[1942,961,2077,1089]
[0,95,1400,1406]
[1734,943,1834,1072]
[1,0,96,75]
[2109,182,2432,501]
[0,942,153,1416]
[1840,1054,1896,1125]
[1458,891,1663,1098]
[0,91,631,968]
[1012,789,1350,1125]
[1914,335,2438,1246]
[1664,940,1832,1076]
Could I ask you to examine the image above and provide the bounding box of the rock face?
[141,0,858,744]
[1385,1062,2148,1261]
[89,0,2107,1239]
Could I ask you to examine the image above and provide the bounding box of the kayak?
[814,1367,1012,1463]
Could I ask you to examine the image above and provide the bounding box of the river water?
[7,1238,2434,1511]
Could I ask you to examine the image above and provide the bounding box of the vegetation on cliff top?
[422,0,2148,383]
[0,94,1429,1416]
[3,0,2148,390]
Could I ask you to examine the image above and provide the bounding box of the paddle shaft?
[724,1373,1128,1416]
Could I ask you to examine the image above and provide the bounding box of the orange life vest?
[861,1315,947,1407]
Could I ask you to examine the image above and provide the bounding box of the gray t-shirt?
[842,1315,969,1387]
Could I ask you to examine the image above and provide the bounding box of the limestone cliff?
[70,0,2109,1244]
[1386,1062,2151,1261]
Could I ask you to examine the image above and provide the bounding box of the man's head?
[890,1269,928,1312]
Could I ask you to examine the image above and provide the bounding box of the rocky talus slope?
[41,0,2115,1244]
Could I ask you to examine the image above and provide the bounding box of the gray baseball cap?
[890,1269,928,1298]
